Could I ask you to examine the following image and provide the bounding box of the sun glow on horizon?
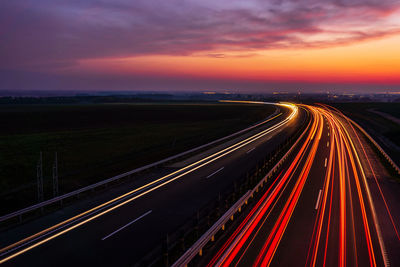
[72,34,400,84]
[2,0,400,91]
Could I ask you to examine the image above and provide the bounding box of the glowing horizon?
[1,0,400,92]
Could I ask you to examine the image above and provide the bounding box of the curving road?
[0,102,303,266]
[206,104,400,267]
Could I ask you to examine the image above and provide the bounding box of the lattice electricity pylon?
[37,152,44,202]
[52,152,59,197]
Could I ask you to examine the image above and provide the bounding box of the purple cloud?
[1,0,400,70]
[1,0,400,92]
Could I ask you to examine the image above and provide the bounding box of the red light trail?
[207,104,398,267]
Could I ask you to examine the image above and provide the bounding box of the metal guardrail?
[171,191,251,267]
[321,104,400,176]
[172,109,309,267]
[348,118,400,176]
[0,108,282,224]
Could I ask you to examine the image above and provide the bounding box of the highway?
[0,102,303,266]
[206,104,400,267]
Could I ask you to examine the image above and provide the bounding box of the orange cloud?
[73,34,400,84]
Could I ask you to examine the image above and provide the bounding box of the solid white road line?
[101,210,152,241]
[324,158,327,167]
[206,167,224,178]
[315,190,322,210]
[246,147,256,154]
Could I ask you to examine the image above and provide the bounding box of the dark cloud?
[1,0,400,91]
[1,0,400,69]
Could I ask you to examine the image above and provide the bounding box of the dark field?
[0,102,276,214]
[334,102,400,167]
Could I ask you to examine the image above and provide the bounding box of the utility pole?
[37,152,44,202]
[52,152,59,197]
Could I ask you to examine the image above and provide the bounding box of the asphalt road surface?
[206,104,400,267]
[0,102,304,266]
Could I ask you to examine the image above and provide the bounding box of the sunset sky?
[1,0,400,93]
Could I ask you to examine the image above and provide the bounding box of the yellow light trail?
[212,106,318,267]
[0,103,298,264]
[209,104,388,267]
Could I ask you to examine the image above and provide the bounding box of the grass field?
[333,102,400,169]
[0,102,276,214]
